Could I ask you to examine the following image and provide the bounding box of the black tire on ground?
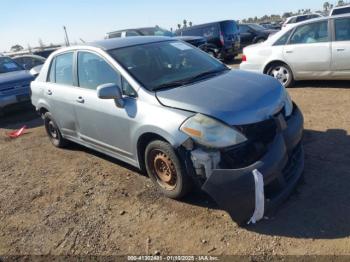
[43,112,67,148]
[266,62,294,88]
[145,140,192,199]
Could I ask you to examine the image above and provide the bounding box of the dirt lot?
[0,69,350,256]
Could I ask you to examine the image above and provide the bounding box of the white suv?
[330,5,350,16]
[282,14,322,29]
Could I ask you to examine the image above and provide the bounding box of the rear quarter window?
[274,30,293,45]
[47,52,74,86]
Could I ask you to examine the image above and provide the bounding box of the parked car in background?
[31,36,304,225]
[176,20,241,60]
[282,14,322,29]
[0,57,35,114]
[239,23,278,48]
[260,22,282,30]
[240,14,350,88]
[330,5,350,16]
[13,54,46,70]
[105,26,208,52]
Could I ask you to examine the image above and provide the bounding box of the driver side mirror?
[97,83,124,108]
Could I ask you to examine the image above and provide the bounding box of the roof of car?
[178,20,235,31]
[332,4,350,10]
[87,36,173,50]
[107,27,162,34]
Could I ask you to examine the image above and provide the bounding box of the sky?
[1,0,327,52]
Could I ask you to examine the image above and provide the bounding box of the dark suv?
[176,20,240,60]
[105,27,207,51]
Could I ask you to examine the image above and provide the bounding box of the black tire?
[43,112,67,148]
[266,62,294,88]
[145,140,192,199]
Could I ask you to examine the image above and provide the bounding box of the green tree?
[10,44,24,52]
[323,1,330,11]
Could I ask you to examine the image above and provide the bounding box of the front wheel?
[266,63,294,88]
[145,140,192,199]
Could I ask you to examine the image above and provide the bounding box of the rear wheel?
[267,63,294,88]
[145,140,192,199]
[43,112,67,148]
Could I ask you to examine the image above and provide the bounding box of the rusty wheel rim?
[149,149,177,190]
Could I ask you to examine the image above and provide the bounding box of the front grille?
[220,112,286,169]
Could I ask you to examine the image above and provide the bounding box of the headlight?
[180,114,247,148]
[284,90,293,117]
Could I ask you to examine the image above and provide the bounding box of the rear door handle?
[285,50,293,54]
[76,97,85,103]
[47,89,52,95]
[337,48,345,52]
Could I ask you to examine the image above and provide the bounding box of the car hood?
[155,70,286,125]
[0,70,34,86]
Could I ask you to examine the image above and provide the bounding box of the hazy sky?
[1,0,327,51]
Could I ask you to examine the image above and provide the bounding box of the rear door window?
[289,21,329,44]
[274,30,293,46]
[334,18,350,41]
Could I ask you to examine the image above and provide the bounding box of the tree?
[337,0,345,6]
[189,21,193,27]
[177,24,181,30]
[323,1,330,11]
[38,38,45,50]
[10,44,24,52]
[183,19,187,28]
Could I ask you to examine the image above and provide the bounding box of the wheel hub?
[150,150,177,190]
[48,121,58,138]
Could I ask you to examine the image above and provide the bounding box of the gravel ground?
[0,67,350,256]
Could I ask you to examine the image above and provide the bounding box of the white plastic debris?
[247,169,265,224]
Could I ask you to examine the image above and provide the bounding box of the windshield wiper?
[153,67,229,91]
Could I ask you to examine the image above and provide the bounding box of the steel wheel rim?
[270,66,290,86]
[149,149,177,190]
[48,120,58,139]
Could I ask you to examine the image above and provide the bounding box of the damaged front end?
[179,104,304,226]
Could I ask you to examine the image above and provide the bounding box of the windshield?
[109,41,228,91]
[139,27,174,37]
[0,57,24,73]
[249,24,266,31]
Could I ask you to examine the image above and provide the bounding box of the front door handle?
[76,97,85,103]
[47,89,52,95]
[337,48,345,52]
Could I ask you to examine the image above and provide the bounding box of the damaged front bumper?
[190,105,304,225]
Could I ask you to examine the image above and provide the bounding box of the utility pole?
[63,26,70,46]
